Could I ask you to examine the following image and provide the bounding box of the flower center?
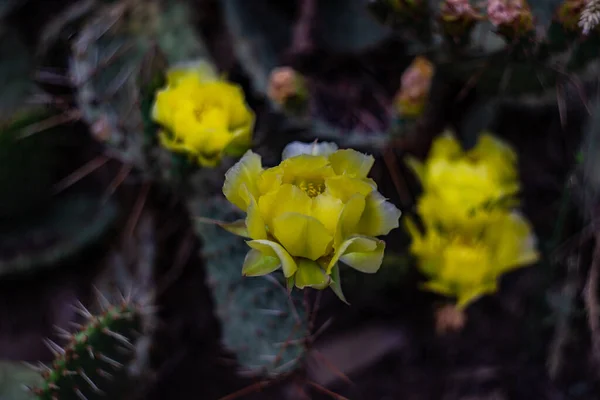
[295,178,325,198]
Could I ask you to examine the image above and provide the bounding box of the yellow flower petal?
[488,212,539,273]
[216,219,249,238]
[328,235,383,274]
[328,149,374,178]
[166,61,217,86]
[335,194,366,248]
[356,191,402,236]
[428,130,463,161]
[404,156,425,183]
[158,130,190,153]
[247,239,297,277]
[151,63,254,167]
[325,176,374,203]
[456,282,497,309]
[258,184,312,229]
[257,166,283,195]
[242,248,281,276]
[311,193,344,234]
[421,280,453,296]
[279,154,334,184]
[223,150,263,211]
[272,212,333,260]
[439,240,492,287]
[339,237,385,273]
[294,259,330,289]
[246,196,267,240]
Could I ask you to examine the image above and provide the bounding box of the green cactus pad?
[0,361,44,400]
[30,300,144,400]
[0,28,68,219]
[0,192,119,277]
[69,0,213,169]
[0,106,70,220]
[191,195,310,377]
[220,0,394,151]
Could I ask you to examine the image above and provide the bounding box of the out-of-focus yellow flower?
[152,62,255,167]
[222,141,402,299]
[404,130,538,309]
[405,211,539,308]
[407,131,519,231]
[394,56,434,118]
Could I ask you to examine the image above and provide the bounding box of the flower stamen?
[295,179,325,198]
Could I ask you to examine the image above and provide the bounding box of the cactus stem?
[273,338,306,347]
[78,368,103,393]
[105,63,137,100]
[272,357,299,373]
[257,308,288,317]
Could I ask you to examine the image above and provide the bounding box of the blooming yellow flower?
[406,131,520,232]
[222,141,402,298]
[152,62,255,167]
[405,211,539,308]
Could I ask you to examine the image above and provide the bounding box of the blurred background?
[0,0,600,399]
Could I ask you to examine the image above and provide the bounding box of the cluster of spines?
[26,297,144,400]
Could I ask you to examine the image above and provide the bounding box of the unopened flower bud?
[435,304,467,334]
[440,0,483,40]
[487,0,534,39]
[267,67,308,115]
[267,67,301,104]
[556,0,586,32]
[394,57,434,118]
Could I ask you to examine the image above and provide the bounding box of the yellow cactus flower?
[152,62,255,167]
[222,141,402,299]
[407,131,520,231]
[405,211,539,308]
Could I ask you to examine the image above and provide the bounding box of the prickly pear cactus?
[29,299,147,400]
[68,0,213,173]
[0,190,119,277]
[220,0,396,151]
[372,0,600,97]
[191,195,310,377]
[0,106,66,221]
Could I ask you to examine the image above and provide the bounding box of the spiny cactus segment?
[26,295,147,400]
[193,196,310,377]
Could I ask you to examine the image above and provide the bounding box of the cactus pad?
[191,195,310,377]
[69,0,213,170]
[0,192,119,277]
[30,299,145,400]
